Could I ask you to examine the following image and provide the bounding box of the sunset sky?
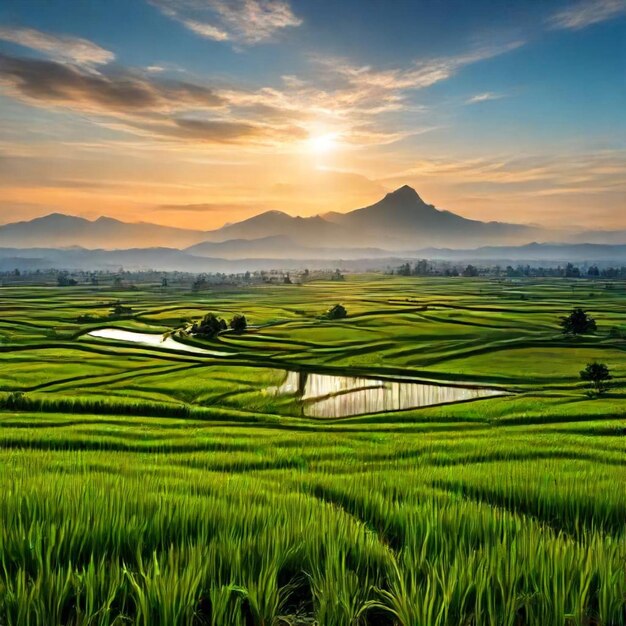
[0,0,624,230]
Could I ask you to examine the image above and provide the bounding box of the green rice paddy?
[0,275,625,625]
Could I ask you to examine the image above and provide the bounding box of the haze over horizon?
[0,0,624,231]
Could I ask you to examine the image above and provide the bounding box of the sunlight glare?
[308,132,338,154]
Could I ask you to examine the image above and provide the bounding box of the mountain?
[199,211,344,245]
[186,235,298,258]
[328,185,539,247]
[414,242,626,263]
[2,186,624,252]
[567,229,626,245]
[199,185,542,248]
[0,213,209,249]
[2,242,625,274]
[186,235,390,259]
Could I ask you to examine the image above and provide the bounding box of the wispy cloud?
[548,0,626,30]
[378,150,626,226]
[314,40,525,95]
[465,92,505,104]
[0,53,223,113]
[157,202,256,212]
[151,0,302,45]
[0,52,305,146]
[0,26,114,65]
[383,151,626,196]
[0,36,523,151]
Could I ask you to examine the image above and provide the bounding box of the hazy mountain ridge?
[1,186,624,252]
[0,213,210,249]
[2,241,626,274]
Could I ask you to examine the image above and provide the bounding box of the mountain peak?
[385,185,424,203]
[37,213,86,222]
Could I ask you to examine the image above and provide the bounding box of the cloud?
[548,0,626,30]
[317,40,525,94]
[0,52,307,146]
[220,40,522,147]
[168,118,264,141]
[0,35,524,152]
[465,92,505,104]
[0,53,224,113]
[378,150,626,227]
[0,26,114,65]
[151,0,302,45]
[157,202,256,212]
[383,151,626,196]
[0,52,230,124]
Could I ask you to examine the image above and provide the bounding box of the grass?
[0,276,625,624]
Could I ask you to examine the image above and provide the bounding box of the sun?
[308,132,338,154]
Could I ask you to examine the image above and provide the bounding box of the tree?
[462,264,478,277]
[414,259,430,276]
[191,313,227,338]
[229,314,247,333]
[110,301,132,317]
[326,304,347,320]
[397,263,411,276]
[580,362,611,396]
[560,308,596,335]
[57,272,77,286]
[331,269,345,281]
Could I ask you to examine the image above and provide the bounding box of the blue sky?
[0,0,624,228]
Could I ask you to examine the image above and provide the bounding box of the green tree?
[560,308,596,335]
[192,313,227,338]
[326,304,347,320]
[229,314,247,333]
[580,362,611,396]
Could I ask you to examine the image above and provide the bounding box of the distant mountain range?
[0,213,207,249]
[1,242,625,273]
[1,186,625,268]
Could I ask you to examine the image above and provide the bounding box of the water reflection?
[273,370,505,418]
[88,328,231,356]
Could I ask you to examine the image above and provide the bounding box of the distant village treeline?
[392,260,626,279]
[1,261,625,287]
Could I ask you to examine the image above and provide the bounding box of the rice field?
[0,275,625,625]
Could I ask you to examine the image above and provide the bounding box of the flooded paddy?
[273,370,507,417]
[87,328,232,356]
[84,329,506,417]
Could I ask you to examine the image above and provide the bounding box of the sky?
[0,0,624,230]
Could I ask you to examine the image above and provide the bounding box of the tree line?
[393,261,626,278]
